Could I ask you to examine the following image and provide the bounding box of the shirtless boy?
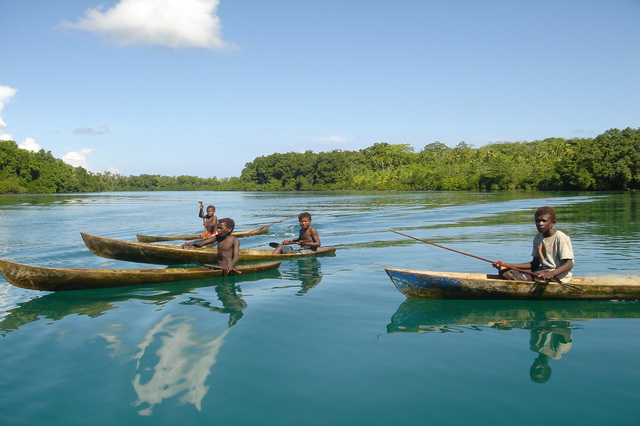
[182,217,239,272]
[271,212,321,254]
[493,206,574,282]
[199,201,218,236]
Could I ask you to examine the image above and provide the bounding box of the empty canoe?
[0,258,281,292]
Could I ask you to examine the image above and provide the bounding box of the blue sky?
[1,0,639,178]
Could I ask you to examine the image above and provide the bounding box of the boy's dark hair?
[207,205,215,211]
[298,212,312,221]
[535,206,556,221]
[218,217,235,231]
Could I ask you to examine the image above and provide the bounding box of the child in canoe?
[493,206,574,282]
[182,218,239,272]
[271,212,321,254]
[199,201,218,236]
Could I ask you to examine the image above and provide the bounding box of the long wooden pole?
[249,216,299,247]
[264,215,298,227]
[388,229,544,280]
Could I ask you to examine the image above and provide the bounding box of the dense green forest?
[1,127,639,194]
[0,139,242,193]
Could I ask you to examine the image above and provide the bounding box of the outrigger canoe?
[385,268,640,300]
[137,225,270,243]
[82,233,337,265]
[0,259,281,292]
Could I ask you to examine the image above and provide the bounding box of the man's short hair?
[535,206,556,221]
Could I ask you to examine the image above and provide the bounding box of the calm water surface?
[0,191,639,425]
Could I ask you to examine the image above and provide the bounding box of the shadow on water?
[387,299,640,383]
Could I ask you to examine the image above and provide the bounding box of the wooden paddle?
[199,201,211,237]
[388,229,550,281]
[202,263,241,274]
[253,242,279,248]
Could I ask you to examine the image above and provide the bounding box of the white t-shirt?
[531,230,574,282]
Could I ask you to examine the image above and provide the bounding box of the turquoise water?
[0,191,639,425]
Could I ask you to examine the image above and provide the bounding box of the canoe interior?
[82,232,336,265]
[385,268,640,301]
[136,225,270,242]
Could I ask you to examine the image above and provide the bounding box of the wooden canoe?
[0,258,281,292]
[385,268,640,300]
[82,233,337,265]
[136,225,270,242]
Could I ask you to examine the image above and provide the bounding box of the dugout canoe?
[385,268,640,300]
[82,232,337,265]
[0,258,281,292]
[136,225,270,243]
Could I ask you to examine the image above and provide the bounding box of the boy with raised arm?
[271,212,321,254]
[493,206,574,282]
[182,218,239,272]
[199,201,218,236]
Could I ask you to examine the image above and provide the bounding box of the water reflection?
[529,322,572,383]
[0,273,270,415]
[492,318,573,383]
[0,272,268,336]
[0,291,121,336]
[131,313,230,415]
[274,257,324,294]
[180,283,247,327]
[387,299,640,383]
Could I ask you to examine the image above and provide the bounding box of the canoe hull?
[137,225,270,242]
[385,268,640,301]
[82,233,337,265]
[0,259,281,291]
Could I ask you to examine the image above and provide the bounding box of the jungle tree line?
[0,140,241,193]
[1,127,638,194]
[240,127,640,191]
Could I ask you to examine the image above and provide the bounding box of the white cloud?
[0,85,17,110]
[62,148,95,169]
[0,85,18,140]
[107,166,122,175]
[61,0,236,51]
[74,125,110,135]
[18,137,42,152]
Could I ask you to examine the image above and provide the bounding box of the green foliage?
[2,128,639,194]
[238,128,640,191]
